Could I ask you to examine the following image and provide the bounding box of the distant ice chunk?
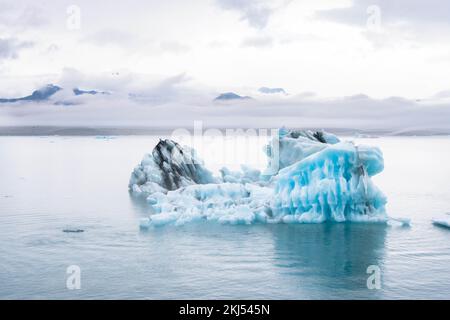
[388,217,411,227]
[432,213,450,229]
[131,128,388,227]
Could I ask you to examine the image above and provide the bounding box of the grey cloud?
[16,6,48,28]
[216,0,274,29]
[159,41,190,54]
[318,0,450,32]
[56,69,206,106]
[0,4,48,30]
[128,73,196,105]
[83,29,142,48]
[241,35,273,47]
[2,83,450,135]
[433,90,450,99]
[83,30,190,55]
[0,38,33,60]
[45,44,59,54]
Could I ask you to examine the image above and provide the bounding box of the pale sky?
[1,0,450,133]
[1,0,450,99]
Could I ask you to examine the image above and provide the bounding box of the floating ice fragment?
[63,229,84,233]
[388,217,411,227]
[432,213,450,229]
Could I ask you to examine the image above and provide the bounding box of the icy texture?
[140,183,273,227]
[129,139,217,196]
[264,128,340,174]
[220,165,262,184]
[273,142,386,223]
[130,129,387,227]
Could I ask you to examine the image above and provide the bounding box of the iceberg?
[432,213,450,229]
[130,129,388,227]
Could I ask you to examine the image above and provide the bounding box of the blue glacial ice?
[273,142,386,223]
[129,129,388,227]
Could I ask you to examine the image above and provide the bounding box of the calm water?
[0,135,450,299]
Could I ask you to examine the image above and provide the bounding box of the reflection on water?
[129,194,153,216]
[269,223,387,299]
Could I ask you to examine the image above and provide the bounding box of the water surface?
[0,136,449,299]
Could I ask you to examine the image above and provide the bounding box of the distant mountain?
[73,88,109,96]
[214,92,252,101]
[258,87,287,95]
[0,84,61,103]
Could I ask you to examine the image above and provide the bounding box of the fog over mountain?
[0,71,449,135]
[1,0,450,134]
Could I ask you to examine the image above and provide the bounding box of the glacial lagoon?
[0,135,450,299]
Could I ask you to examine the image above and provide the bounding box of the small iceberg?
[95,136,116,140]
[432,213,450,229]
[388,217,411,227]
[63,229,85,233]
[130,129,388,227]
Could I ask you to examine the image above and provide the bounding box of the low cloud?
[216,0,276,29]
[159,41,190,54]
[0,38,33,60]
[2,78,450,135]
[241,35,273,47]
[318,0,450,41]
[0,4,48,31]
[83,29,143,48]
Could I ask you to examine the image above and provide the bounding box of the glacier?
[129,129,388,227]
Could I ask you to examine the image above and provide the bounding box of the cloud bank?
[0,38,33,61]
[1,71,450,135]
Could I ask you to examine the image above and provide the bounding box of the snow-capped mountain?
[0,84,62,103]
[214,92,252,101]
[0,84,111,104]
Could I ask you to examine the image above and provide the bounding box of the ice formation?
[129,139,217,195]
[273,142,386,223]
[432,213,450,229]
[129,129,387,227]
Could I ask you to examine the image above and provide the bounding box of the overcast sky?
[1,0,450,133]
[1,0,450,99]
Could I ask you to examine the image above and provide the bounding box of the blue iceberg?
[130,129,388,227]
[273,142,386,223]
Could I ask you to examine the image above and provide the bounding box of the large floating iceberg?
[129,129,387,227]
